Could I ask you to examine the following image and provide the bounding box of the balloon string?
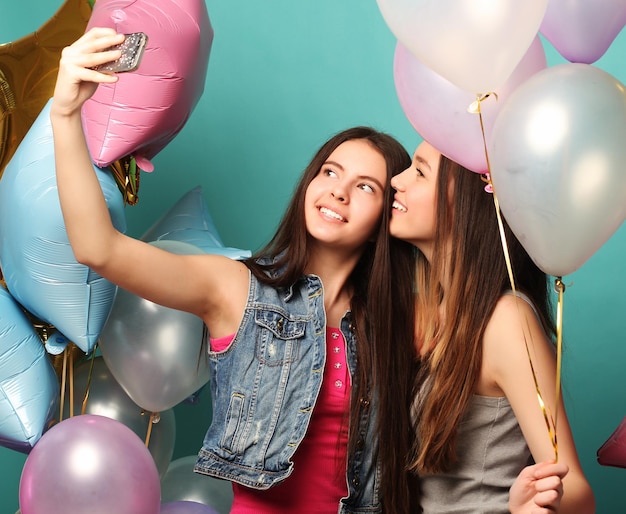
[145,412,157,447]
[81,346,98,416]
[472,93,558,461]
[554,278,566,438]
[59,347,68,422]
[69,347,75,418]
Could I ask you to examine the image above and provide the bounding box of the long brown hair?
[410,155,554,474]
[245,127,418,512]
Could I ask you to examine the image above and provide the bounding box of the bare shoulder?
[481,293,554,393]
[484,293,545,347]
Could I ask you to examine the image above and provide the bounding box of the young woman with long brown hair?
[389,140,595,513]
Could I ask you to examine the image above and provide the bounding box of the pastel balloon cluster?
[0,0,222,462]
[378,0,626,276]
[83,0,214,172]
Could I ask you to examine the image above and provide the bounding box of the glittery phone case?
[93,32,148,73]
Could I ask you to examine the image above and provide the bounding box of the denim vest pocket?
[254,308,306,366]
[222,392,245,454]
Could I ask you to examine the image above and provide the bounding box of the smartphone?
[92,32,148,73]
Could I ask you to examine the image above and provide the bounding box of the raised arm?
[50,28,248,337]
[483,295,596,514]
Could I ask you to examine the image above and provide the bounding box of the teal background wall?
[1,1,625,512]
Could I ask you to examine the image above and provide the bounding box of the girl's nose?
[331,183,347,202]
[391,173,403,191]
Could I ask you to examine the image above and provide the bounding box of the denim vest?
[194,270,381,513]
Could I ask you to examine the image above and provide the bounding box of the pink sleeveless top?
[209,327,350,513]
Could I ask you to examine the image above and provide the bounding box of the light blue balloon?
[0,99,126,353]
[0,286,58,452]
[141,186,251,260]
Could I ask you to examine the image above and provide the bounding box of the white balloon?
[99,240,210,412]
[377,0,548,93]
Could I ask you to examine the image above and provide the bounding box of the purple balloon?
[540,0,626,64]
[19,414,161,514]
[160,501,219,514]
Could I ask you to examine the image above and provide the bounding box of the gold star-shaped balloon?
[0,0,93,177]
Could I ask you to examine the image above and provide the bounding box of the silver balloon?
[490,63,626,276]
[64,356,175,478]
[99,240,211,412]
[161,455,233,514]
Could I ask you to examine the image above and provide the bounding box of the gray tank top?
[419,291,537,513]
[419,395,533,513]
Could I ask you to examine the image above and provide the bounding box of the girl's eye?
[359,183,375,194]
[415,166,424,177]
[323,168,338,178]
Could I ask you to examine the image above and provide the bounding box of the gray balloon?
[161,455,234,514]
[490,63,626,277]
[64,356,175,478]
[99,240,211,412]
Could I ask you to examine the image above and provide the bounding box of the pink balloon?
[19,415,161,514]
[82,0,213,172]
[394,36,547,173]
[598,416,626,469]
[540,0,626,64]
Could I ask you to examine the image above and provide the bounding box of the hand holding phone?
[92,32,148,73]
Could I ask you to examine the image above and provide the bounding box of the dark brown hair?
[245,126,418,512]
[410,155,554,474]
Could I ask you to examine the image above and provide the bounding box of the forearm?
[560,474,595,514]
[51,108,119,267]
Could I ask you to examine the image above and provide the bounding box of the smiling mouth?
[392,200,407,213]
[319,206,346,222]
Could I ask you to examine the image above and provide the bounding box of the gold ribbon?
[109,155,141,205]
[471,93,560,461]
[144,411,161,447]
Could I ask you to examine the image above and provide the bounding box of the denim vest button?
[352,475,360,487]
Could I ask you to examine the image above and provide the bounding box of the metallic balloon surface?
[0,99,126,353]
[490,63,626,276]
[65,356,176,478]
[394,36,546,173]
[83,0,214,171]
[0,287,58,452]
[540,0,626,64]
[99,240,211,412]
[0,0,92,176]
[161,455,233,514]
[141,186,251,260]
[160,501,219,514]
[377,0,547,92]
[19,414,161,514]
